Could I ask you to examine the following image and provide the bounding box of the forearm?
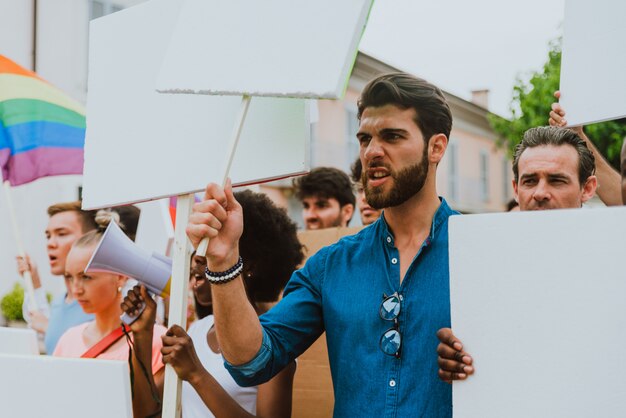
[580,131,622,205]
[594,157,622,206]
[188,368,258,418]
[211,276,263,365]
[131,331,162,418]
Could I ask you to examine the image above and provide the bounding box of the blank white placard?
[450,207,626,418]
[156,0,374,98]
[0,354,132,418]
[0,327,38,355]
[83,0,309,209]
[135,199,175,257]
[560,0,626,126]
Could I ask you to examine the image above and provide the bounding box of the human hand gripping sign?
[186,180,243,270]
[436,328,475,383]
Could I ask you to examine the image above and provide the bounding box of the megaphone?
[85,220,172,324]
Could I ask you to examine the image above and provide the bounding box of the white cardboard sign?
[135,199,175,257]
[0,354,132,418]
[0,327,38,355]
[83,0,309,209]
[560,0,626,126]
[450,207,626,417]
[156,0,374,98]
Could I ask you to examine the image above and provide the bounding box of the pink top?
[53,322,167,374]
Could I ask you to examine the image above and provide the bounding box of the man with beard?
[293,167,355,230]
[186,72,456,417]
[435,126,598,383]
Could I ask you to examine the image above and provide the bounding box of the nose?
[358,190,368,206]
[70,279,83,296]
[363,138,384,163]
[303,206,318,222]
[47,236,57,249]
[532,180,551,202]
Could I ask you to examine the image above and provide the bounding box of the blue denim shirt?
[226,199,457,417]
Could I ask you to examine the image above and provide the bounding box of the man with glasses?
[186,72,457,417]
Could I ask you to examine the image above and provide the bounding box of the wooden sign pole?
[162,193,193,418]
[3,180,38,311]
[195,94,251,257]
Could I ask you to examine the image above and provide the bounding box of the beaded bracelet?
[205,257,243,285]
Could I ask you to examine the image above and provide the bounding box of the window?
[502,157,511,202]
[480,150,489,202]
[345,106,360,168]
[448,141,458,201]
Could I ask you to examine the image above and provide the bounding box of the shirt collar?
[377,198,454,247]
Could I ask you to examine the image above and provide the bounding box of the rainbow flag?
[0,55,85,186]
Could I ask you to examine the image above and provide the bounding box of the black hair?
[235,190,304,302]
[357,72,452,142]
[293,167,356,208]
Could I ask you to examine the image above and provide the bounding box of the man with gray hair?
[436,125,598,381]
[511,126,597,211]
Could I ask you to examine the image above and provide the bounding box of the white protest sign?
[157,0,374,98]
[560,0,626,126]
[135,199,175,257]
[82,0,310,210]
[450,207,626,417]
[0,354,132,418]
[0,327,38,355]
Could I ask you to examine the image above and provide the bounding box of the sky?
[360,0,565,117]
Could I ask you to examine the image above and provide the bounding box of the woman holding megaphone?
[122,190,304,418]
[54,210,166,418]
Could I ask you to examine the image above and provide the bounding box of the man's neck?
[384,186,441,248]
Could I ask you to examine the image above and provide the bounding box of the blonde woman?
[54,210,165,418]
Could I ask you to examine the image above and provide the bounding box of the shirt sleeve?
[225,247,327,386]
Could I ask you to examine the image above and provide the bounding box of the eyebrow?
[520,173,572,181]
[47,227,70,233]
[519,173,537,181]
[356,127,409,138]
[547,174,571,181]
[379,128,409,136]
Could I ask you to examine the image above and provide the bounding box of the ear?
[580,175,597,204]
[341,204,355,227]
[512,179,519,202]
[428,134,448,164]
[116,275,128,290]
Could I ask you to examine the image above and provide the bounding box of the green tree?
[489,39,626,169]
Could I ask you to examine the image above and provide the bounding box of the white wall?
[0,0,34,69]
[37,0,90,103]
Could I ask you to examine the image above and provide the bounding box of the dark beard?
[362,148,429,209]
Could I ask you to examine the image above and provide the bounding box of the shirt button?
[386,236,392,243]
[389,379,396,387]
[391,257,398,264]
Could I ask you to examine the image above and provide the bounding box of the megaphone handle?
[120,302,145,325]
